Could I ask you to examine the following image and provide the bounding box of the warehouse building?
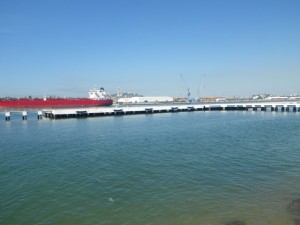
[118,96,174,103]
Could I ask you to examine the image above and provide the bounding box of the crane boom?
[180,74,192,102]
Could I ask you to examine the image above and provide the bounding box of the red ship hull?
[0,98,113,108]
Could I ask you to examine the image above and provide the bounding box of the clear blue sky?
[0,0,299,98]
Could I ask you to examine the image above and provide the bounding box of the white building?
[215,98,226,102]
[289,96,300,100]
[118,96,174,103]
[264,96,289,101]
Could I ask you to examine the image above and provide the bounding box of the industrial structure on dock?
[117,96,174,104]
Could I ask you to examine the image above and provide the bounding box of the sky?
[0,0,299,98]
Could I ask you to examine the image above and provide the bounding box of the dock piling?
[22,111,28,120]
[37,111,43,119]
[5,112,10,121]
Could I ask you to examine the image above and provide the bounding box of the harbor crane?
[196,74,205,103]
[180,74,192,103]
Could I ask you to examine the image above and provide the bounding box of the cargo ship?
[0,87,113,108]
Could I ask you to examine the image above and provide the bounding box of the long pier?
[1,101,299,121]
[43,101,300,119]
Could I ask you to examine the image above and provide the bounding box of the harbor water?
[1,111,300,225]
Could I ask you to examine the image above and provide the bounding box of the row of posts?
[248,106,299,112]
[4,111,43,121]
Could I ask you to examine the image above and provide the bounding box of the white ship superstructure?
[89,87,111,100]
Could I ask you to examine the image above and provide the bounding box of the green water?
[1,111,300,225]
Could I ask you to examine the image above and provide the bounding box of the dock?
[1,101,299,121]
[43,101,300,119]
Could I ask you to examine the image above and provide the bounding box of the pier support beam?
[210,106,223,111]
[113,109,123,115]
[287,106,296,112]
[37,111,43,120]
[170,107,178,112]
[226,106,237,111]
[237,105,245,111]
[145,108,153,114]
[5,112,10,121]
[265,107,272,112]
[22,111,28,120]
